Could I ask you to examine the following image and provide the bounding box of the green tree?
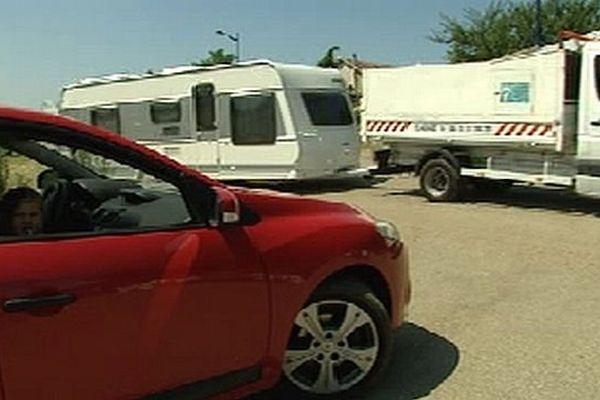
[193,48,235,66]
[317,46,341,67]
[431,0,600,63]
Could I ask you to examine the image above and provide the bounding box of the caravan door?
[293,90,360,179]
[190,83,220,175]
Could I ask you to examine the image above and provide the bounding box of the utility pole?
[535,0,543,46]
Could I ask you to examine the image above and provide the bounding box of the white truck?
[362,31,600,201]
[59,60,362,181]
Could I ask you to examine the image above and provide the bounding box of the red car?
[0,107,411,399]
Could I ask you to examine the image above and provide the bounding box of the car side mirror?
[210,186,240,226]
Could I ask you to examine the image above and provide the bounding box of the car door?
[0,127,270,399]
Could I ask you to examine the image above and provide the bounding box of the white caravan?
[361,32,600,201]
[60,60,361,181]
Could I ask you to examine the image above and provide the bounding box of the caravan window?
[150,101,182,124]
[194,84,216,131]
[91,107,120,134]
[60,108,90,124]
[231,93,276,145]
[302,92,353,126]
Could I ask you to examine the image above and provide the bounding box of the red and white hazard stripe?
[366,120,412,133]
[495,123,553,136]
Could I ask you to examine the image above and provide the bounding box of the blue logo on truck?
[500,82,530,103]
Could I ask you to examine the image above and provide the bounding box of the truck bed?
[362,46,572,153]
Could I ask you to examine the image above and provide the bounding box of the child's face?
[11,199,42,235]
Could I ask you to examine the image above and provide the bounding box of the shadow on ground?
[248,323,459,399]
[231,176,388,195]
[386,183,600,217]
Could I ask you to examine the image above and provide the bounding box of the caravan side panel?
[60,65,283,109]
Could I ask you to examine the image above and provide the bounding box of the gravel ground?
[253,175,600,399]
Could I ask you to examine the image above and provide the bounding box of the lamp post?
[216,30,240,62]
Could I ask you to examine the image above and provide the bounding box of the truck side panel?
[362,48,566,152]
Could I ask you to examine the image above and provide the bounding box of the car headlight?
[375,220,400,246]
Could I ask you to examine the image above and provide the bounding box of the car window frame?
[0,119,216,242]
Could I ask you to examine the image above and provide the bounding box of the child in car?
[0,187,43,236]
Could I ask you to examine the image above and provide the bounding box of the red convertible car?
[0,107,411,399]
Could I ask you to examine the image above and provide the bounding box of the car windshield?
[34,141,176,192]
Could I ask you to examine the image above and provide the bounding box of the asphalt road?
[251,175,600,399]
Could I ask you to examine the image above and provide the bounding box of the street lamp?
[216,30,240,62]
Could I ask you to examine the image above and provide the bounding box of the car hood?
[229,186,369,221]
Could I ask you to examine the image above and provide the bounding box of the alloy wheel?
[283,300,380,394]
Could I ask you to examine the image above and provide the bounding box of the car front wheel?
[282,280,392,397]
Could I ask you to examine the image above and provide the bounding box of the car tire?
[419,158,462,202]
[281,280,392,398]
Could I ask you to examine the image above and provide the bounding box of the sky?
[0,0,492,109]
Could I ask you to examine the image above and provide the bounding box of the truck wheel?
[420,158,461,202]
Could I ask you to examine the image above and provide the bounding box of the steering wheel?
[42,179,93,233]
